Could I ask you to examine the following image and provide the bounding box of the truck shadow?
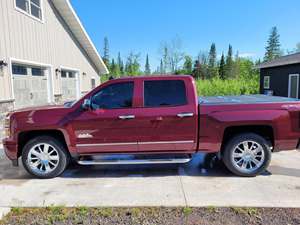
[3,153,300,180]
[59,153,251,179]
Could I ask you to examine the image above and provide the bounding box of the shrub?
[195,78,259,96]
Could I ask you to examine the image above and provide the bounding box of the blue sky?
[72,0,300,70]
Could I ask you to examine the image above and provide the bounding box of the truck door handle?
[177,113,194,118]
[119,115,135,120]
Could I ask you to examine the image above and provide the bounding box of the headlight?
[4,114,11,138]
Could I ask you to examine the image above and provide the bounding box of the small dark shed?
[258,53,300,99]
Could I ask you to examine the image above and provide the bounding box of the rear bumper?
[2,138,18,161]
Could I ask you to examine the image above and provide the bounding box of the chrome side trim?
[139,140,194,145]
[76,140,194,147]
[76,142,137,147]
[77,158,192,165]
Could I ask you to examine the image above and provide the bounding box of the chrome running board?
[77,157,192,165]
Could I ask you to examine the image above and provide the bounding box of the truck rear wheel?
[22,136,69,179]
[222,133,271,177]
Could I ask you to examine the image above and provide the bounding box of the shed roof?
[257,52,300,69]
[52,0,109,75]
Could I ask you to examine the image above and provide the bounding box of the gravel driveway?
[0,146,300,208]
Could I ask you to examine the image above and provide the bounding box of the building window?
[15,0,43,21]
[61,70,76,78]
[12,63,46,76]
[12,64,28,75]
[31,67,44,76]
[263,76,270,89]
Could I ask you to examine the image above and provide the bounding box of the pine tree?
[225,45,233,78]
[208,43,217,68]
[219,53,226,79]
[208,43,217,78]
[110,58,120,76]
[117,52,124,75]
[192,60,201,79]
[160,59,164,74]
[183,55,193,74]
[264,27,281,62]
[162,47,169,73]
[145,54,151,75]
[103,37,110,68]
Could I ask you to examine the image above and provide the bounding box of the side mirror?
[82,99,91,110]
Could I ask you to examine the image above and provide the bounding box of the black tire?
[22,136,69,179]
[222,133,271,177]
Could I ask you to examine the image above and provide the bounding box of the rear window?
[144,80,187,107]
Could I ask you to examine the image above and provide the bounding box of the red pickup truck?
[3,75,300,178]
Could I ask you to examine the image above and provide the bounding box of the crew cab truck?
[3,75,300,178]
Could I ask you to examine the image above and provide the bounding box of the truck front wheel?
[222,133,271,177]
[22,136,69,179]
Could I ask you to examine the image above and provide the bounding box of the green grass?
[183,207,193,216]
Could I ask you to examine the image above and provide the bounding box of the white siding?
[0,0,101,102]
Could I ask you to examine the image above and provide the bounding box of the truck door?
[72,81,140,153]
[136,79,198,152]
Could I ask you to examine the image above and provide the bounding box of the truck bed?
[198,94,300,105]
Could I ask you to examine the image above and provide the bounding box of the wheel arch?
[17,129,69,158]
[220,125,274,154]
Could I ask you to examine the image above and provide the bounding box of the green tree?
[208,43,218,78]
[192,60,201,79]
[232,51,240,79]
[219,53,226,79]
[160,59,164,74]
[125,52,141,76]
[117,52,124,75]
[183,55,193,74]
[103,37,110,68]
[110,58,120,77]
[144,54,151,74]
[162,46,169,73]
[264,26,281,61]
[197,51,209,79]
[225,45,234,78]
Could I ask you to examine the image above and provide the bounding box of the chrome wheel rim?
[27,143,60,174]
[231,141,265,173]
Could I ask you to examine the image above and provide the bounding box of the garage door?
[61,70,77,101]
[12,63,49,109]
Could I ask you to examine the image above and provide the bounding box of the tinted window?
[91,82,134,109]
[144,80,187,107]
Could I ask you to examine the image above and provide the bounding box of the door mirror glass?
[82,99,91,110]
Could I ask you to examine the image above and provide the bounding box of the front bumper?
[2,138,18,166]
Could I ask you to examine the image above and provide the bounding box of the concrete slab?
[0,207,10,220]
[179,151,300,207]
[0,147,300,208]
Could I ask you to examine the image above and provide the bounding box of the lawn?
[1,207,300,225]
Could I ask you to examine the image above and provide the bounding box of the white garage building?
[0,0,108,112]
